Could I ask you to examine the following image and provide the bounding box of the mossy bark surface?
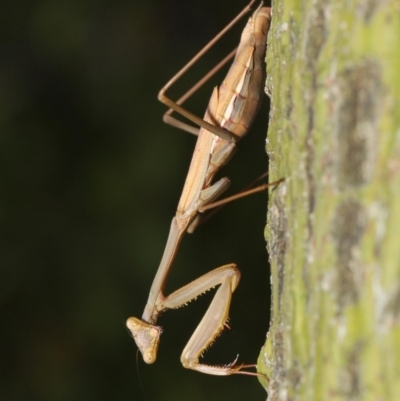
[258,1,400,400]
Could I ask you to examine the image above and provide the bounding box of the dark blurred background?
[1,1,272,400]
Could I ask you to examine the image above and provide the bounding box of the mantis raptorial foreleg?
[127,2,273,376]
[127,264,240,375]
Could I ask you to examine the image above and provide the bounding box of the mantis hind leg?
[158,1,259,142]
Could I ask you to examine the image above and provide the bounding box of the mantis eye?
[143,350,157,364]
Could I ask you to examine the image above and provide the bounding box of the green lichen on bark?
[258,1,400,400]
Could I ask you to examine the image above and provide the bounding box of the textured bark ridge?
[258,1,400,400]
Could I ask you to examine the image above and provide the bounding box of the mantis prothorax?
[127,2,273,376]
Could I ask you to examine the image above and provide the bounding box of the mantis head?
[126,317,162,364]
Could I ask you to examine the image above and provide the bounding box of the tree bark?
[258,1,400,399]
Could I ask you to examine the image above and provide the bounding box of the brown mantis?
[127,2,273,376]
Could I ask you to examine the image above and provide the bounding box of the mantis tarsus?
[127,2,274,376]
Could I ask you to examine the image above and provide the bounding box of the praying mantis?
[127,2,273,376]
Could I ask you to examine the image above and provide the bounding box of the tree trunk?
[258,1,400,399]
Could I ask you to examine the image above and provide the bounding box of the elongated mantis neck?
[142,216,187,324]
